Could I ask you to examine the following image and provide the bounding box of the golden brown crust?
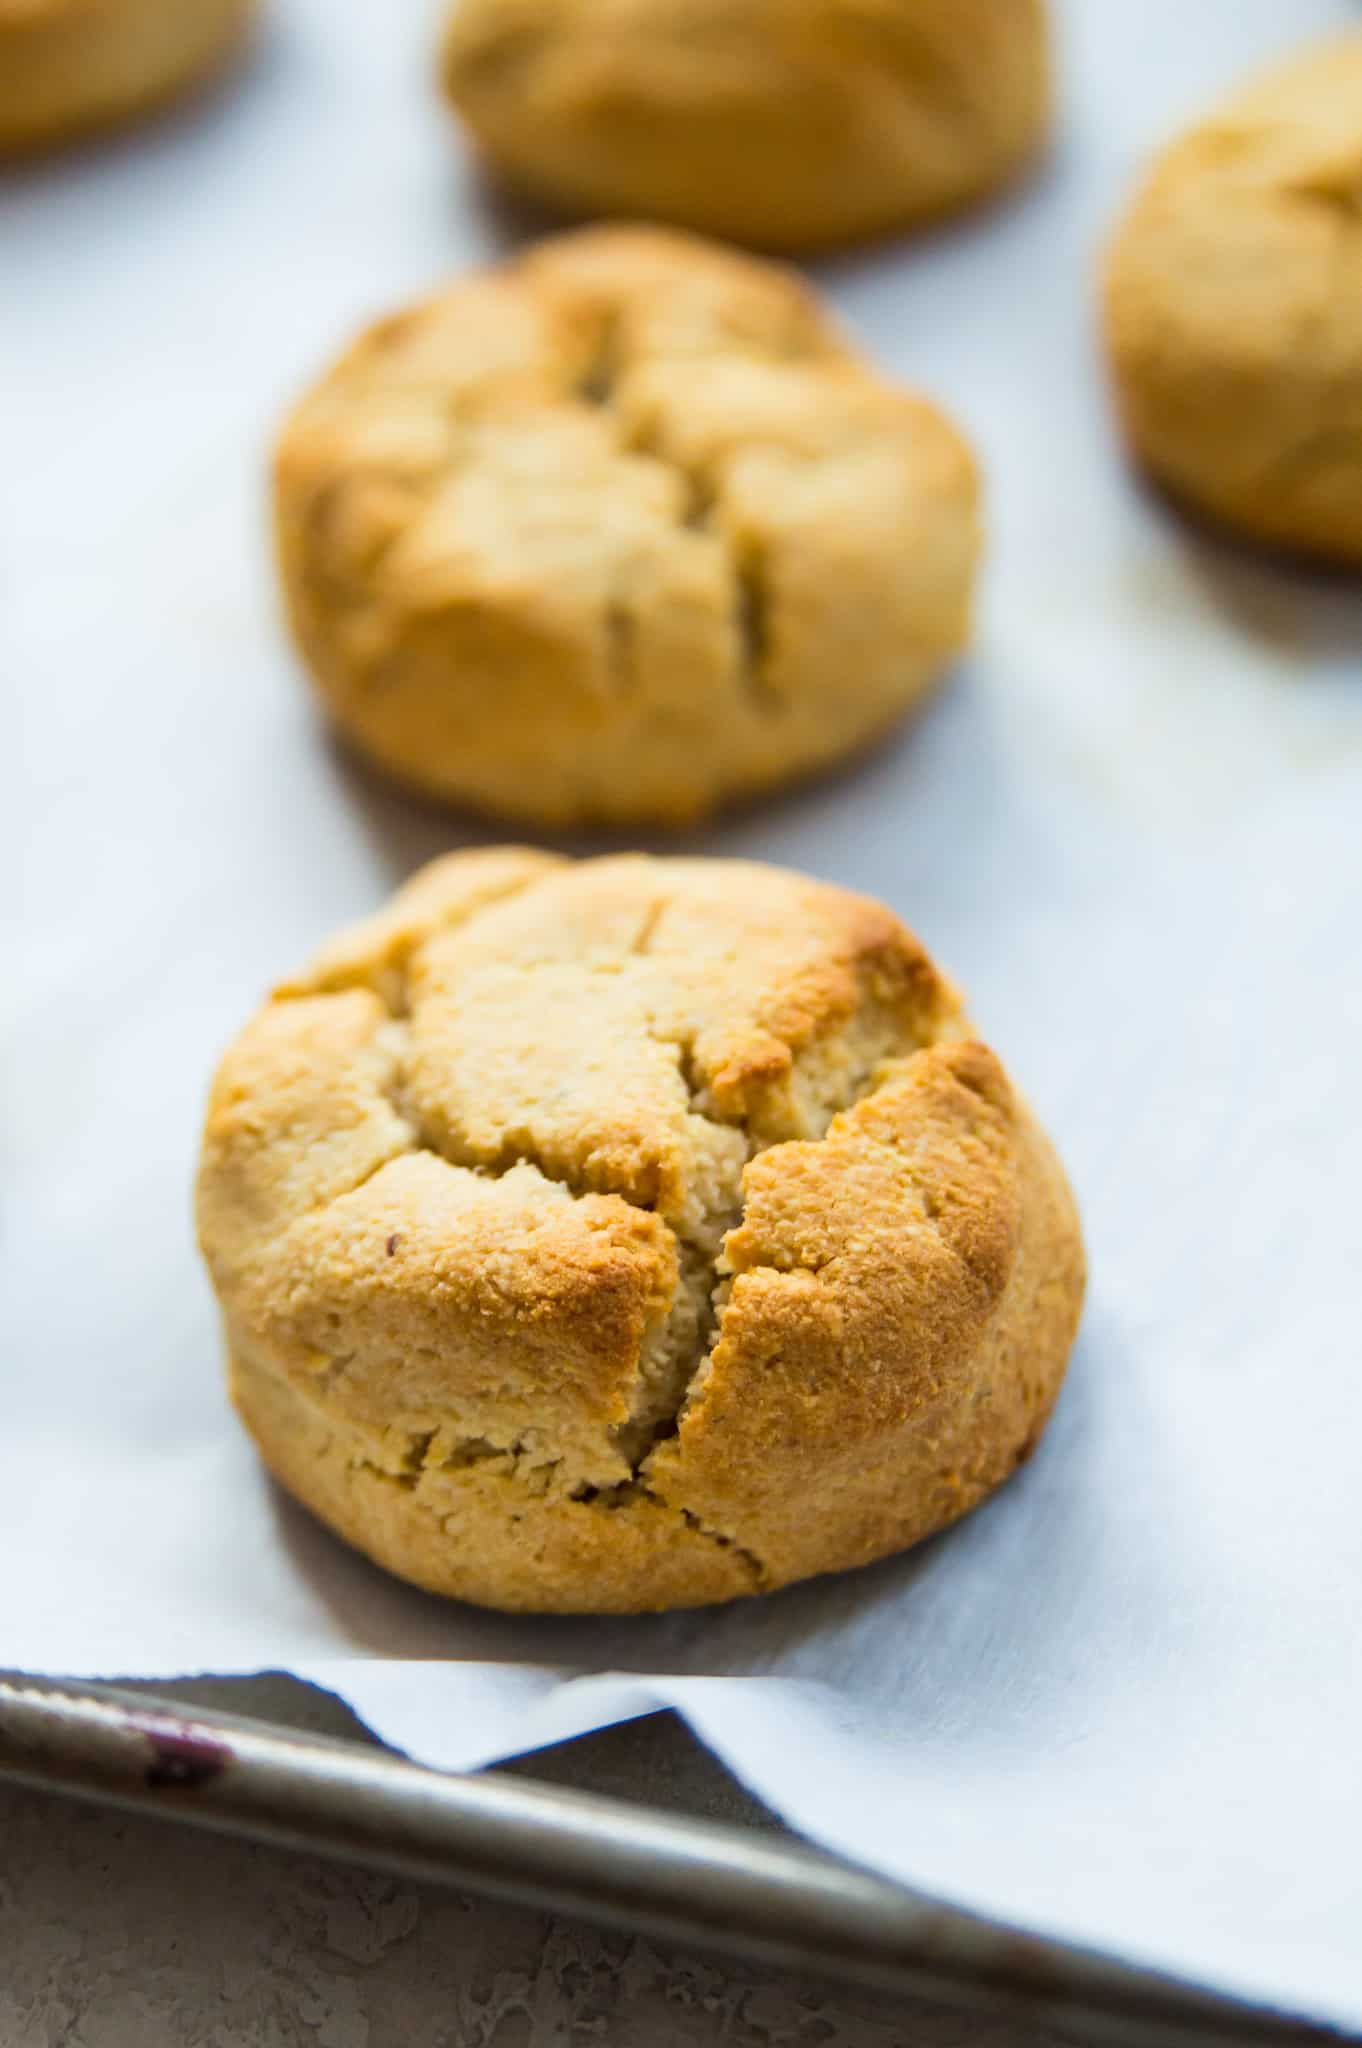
[0,0,254,154]
[198,850,1085,1613]
[647,1040,1083,1582]
[1103,33,1362,566]
[440,0,1052,253]
[272,225,980,828]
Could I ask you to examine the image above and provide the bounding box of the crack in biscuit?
[732,532,776,713]
[379,1003,752,1477]
[674,1503,764,1580]
[613,413,787,718]
[1291,166,1362,222]
[279,857,559,1019]
[576,345,801,722]
[680,471,717,529]
[603,589,637,698]
[306,999,909,1532]
[272,865,945,1570]
[352,1440,764,1581]
[293,259,855,732]
[566,1478,766,1584]
[353,1447,563,1503]
[628,897,667,957]
[577,307,623,408]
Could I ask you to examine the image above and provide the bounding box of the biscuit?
[440,0,1052,253]
[0,0,255,155]
[273,226,980,828]
[1103,34,1362,565]
[197,848,1085,1614]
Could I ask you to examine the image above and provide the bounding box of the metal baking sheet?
[7,0,1362,2036]
[0,1673,1340,2048]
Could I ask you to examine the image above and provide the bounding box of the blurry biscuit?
[0,0,255,154]
[1104,34,1362,564]
[441,0,1051,252]
[273,225,980,827]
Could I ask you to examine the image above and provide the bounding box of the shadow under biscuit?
[253,1317,1115,1738]
[314,667,977,891]
[1124,467,1362,672]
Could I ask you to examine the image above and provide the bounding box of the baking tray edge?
[0,1672,1342,2048]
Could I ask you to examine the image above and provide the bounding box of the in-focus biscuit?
[197,848,1086,1614]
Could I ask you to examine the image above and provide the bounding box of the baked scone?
[440,0,1052,252]
[1103,34,1362,565]
[197,848,1085,1614]
[0,0,255,155]
[273,226,980,828]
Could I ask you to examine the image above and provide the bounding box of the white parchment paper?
[7,0,1362,2026]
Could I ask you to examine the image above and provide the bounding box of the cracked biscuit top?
[197,849,1085,1613]
[1103,33,1362,565]
[273,225,979,827]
